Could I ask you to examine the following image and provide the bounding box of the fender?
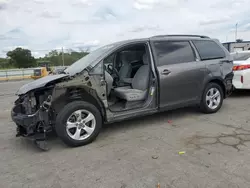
[201,74,227,98]
[51,73,107,121]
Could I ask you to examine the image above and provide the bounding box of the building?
[222,41,250,52]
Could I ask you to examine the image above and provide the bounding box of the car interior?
[103,44,152,112]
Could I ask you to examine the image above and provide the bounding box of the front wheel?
[55,101,102,147]
[200,83,223,114]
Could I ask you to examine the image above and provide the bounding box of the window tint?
[193,40,225,60]
[153,41,195,66]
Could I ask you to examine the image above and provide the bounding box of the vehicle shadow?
[101,106,200,134]
[44,91,250,150]
[45,106,200,150]
[229,89,250,98]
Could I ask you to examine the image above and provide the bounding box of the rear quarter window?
[192,40,225,60]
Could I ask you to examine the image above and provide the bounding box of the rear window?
[193,40,225,60]
[232,52,250,61]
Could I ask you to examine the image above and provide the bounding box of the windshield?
[232,52,250,61]
[64,44,116,75]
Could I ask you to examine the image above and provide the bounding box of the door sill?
[107,107,158,124]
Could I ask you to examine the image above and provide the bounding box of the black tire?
[55,101,102,147]
[200,82,224,114]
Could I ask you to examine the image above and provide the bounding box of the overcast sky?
[0,0,250,57]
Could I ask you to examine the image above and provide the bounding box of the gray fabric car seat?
[105,71,113,96]
[114,53,150,101]
[119,53,132,82]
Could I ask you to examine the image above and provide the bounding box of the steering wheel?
[107,64,120,86]
[107,64,119,78]
[107,64,113,74]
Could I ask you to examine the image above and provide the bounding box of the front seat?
[114,53,150,101]
[119,53,132,82]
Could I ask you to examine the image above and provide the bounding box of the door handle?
[161,69,171,75]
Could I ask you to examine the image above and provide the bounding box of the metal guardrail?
[0,68,33,81]
[0,66,68,81]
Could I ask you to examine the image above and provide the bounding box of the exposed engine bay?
[12,87,54,150]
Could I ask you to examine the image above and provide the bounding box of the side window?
[192,40,225,60]
[103,53,115,74]
[89,62,103,75]
[153,41,195,66]
[104,54,115,66]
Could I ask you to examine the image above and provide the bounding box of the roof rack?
[151,35,210,39]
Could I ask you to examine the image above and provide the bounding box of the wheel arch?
[51,87,106,121]
[205,78,226,98]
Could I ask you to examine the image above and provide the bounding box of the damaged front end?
[11,87,54,150]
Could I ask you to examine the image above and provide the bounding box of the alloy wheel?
[66,109,96,140]
[206,88,221,110]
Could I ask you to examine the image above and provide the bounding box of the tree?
[39,50,89,66]
[44,50,61,66]
[60,51,89,66]
[0,57,9,69]
[47,50,59,57]
[6,48,36,68]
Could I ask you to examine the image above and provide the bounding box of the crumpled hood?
[16,74,68,95]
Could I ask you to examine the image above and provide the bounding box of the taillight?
[233,64,250,71]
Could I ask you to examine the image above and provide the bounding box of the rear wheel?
[55,101,102,147]
[200,83,223,114]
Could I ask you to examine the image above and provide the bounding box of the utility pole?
[235,23,238,42]
[62,47,65,67]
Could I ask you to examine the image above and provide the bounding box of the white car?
[231,50,250,89]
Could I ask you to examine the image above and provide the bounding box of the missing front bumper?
[11,106,39,137]
[12,104,52,136]
[11,106,52,151]
[12,94,53,137]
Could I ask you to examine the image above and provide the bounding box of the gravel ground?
[1,80,250,188]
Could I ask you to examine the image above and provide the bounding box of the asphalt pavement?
[1,80,250,188]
